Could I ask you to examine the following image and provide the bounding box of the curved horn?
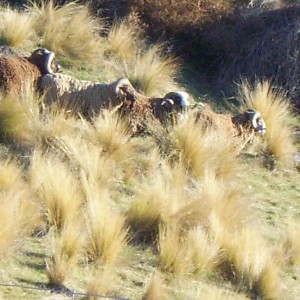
[44,50,55,74]
[246,109,267,134]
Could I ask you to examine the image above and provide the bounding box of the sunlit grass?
[213,222,282,299]
[85,267,116,300]
[283,218,300,266]
[82,175,127,266]
[113,44,179,97]
[29,151,82,232]
[126,163,186,242]
[169,117,238,180]
[89,111,135,164]
[0,187,37,257]
[46,224,82,287]
[0,6,35,48]
[158,224,191,275]
[105,14,145,63]
[142,271,170,300]
[28,0,105,64]
[186,226,220,275]
[0,157,23,190]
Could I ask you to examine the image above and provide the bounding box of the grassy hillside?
[0,1,299,300]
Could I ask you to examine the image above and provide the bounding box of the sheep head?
[115,78,138,105]
[163,91,190,112]
[29,48,60,75]
[245,109,267,134]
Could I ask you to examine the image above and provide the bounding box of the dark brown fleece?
[0,56,41,94]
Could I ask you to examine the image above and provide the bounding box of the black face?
[29,48,60,74]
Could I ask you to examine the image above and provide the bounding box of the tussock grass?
[186,226,220,275]
[105,15,144,63]
[158,224,191,275]
[192,285,249,300]
[239,80,296,167]
[30,151,82,232]
[142,271,170,300]
[89,111,134,164]
[28,1,104,64]
[0,88,43,145]
[0,6,35,48]
[82,175,127,265]
[0,94,28,143]
[170,118,238,179]
[215,224,282,299]
[113,44,179,97]
[283,218,300,266]
[58,135,116,190]
[46,225,82,287]
[85,267,115,300]
[0,188,36,257]
[36,109,85,151]
[126,163,186,242]
[0,157,23,190]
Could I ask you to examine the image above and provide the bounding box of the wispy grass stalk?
[30,151,82,232]
[142,271,170,300]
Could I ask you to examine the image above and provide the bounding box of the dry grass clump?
[0,6,35,48]
[158,223,220,276]
[85,267,116,300]
[0,94,29,143]
[211,221,282,299]
[0,187,37,257]
[29,151,82,232]
[89,111,135,164]
[239,80,296,168]
[0,157,23,190]
[283,218,300,266]
[126,163,187,242]
[46,224,82,287]
[158,224,191,275]
[105,15,145,63]
[142,271,170,300]
[168,118,238,180]
[82,176,128,266]
[186,226,220,275]
[0,88,43,146]
[115,44,179,97]
[28,0,105,64]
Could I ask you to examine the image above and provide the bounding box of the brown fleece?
[0,56,41,94]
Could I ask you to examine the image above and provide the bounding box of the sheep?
[119,90,191,135]
[0,48,60,94]
[39,73,139,117]
[195,107,267,151]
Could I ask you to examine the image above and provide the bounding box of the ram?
[195,107,267,151]
[39,73,138,117]
[0,48,60,94]
[120,90,190,134]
